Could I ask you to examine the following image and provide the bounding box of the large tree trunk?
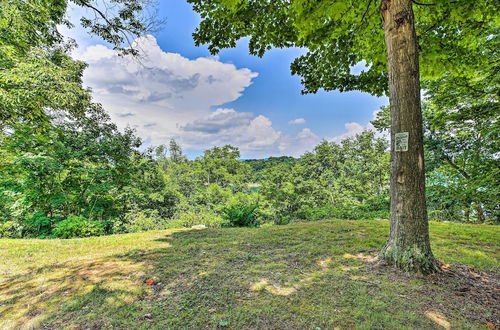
[380,0,438,274]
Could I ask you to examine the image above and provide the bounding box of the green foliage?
[0,115,265,237]
[0,105,145,237]
[0,47,91,129]
[244,156,297,182]
[0,0,171,238]
[23,212,53,238]
[0,221,22,238]
[0,0,159,128]
[171,208,227,228]
[423,67,499,223]
[195,184,233,208]
[260,131,390,224]
[296,204,389,222]
[188,0,498,95]
[259,163,301,223]
[226,189,267,224]
[122,209,166,233]
[222,203,259,227]
[372,61,499,224]
[198,145,252,188]
[0,0,158,59]
[53,216,105,238]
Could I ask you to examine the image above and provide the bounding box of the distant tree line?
[244,157,298,182]
[1,99,497,238]
[0,107,390,238]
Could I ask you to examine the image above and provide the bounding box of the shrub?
[109,218,127,234]
[53,216,105,238]
[170,208,227,228]
[295,205,389,222]
[222,204,260,227]
[273,215,292,225]
[24,212,53,237]
[255,201,284,225]
[0,221,23,238]
[220,192,262,227]
[123,209,167,233]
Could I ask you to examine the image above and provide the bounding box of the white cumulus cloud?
[328,110,388,143]
[288,118,306,125]
[180,109,319,158]
[75,36,322,158]
[328,122,367,143]
[279,128,322,156]
[76,36,258,147]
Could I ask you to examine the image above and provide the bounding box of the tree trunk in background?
[464,208,470,222]
[475,204,486,222]
[380,0,438,274]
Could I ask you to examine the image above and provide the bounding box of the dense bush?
[53,216,105,239]
[222,204,260,227]
[0,221,22,238]
[122,209,167,233]
[295,206,389,222]
[221,192,262,227]
[170,207,227,228]
[23,212,53,238]
[259,132,390,225]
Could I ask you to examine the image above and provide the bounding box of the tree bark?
[380,0,438,273]
[475,204,486,223]
[464,207,471,222]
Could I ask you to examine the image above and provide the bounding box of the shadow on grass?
[1,221,497,329]
[0,251,160,329]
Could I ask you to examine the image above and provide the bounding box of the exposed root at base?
[381,244,440,275]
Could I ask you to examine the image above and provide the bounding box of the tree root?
[381,244,440,275]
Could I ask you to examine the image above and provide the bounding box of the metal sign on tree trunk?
[395,132,409,152]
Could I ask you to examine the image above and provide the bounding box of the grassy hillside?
[1,220,498,329]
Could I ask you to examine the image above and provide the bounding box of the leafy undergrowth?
[0,220,498,329]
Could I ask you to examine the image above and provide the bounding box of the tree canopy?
[0,0,160,128]
[188,0,498,95]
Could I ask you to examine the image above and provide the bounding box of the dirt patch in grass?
[427,264,500,326]
[366,260,500,329]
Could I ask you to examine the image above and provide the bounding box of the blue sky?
[65,0,388,158]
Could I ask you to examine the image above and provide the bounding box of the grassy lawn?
[0,220,498,329]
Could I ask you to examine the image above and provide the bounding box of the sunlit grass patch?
[0,230,181,329]
[0,220,498,329]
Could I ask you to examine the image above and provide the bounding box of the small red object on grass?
[145,279,154,285]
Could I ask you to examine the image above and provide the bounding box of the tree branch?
[443,154,470,180]
[353,0,375,32]
[78,1,115,28]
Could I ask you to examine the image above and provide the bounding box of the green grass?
[0,220,498,329]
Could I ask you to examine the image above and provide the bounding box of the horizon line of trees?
[1,96,497,238]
